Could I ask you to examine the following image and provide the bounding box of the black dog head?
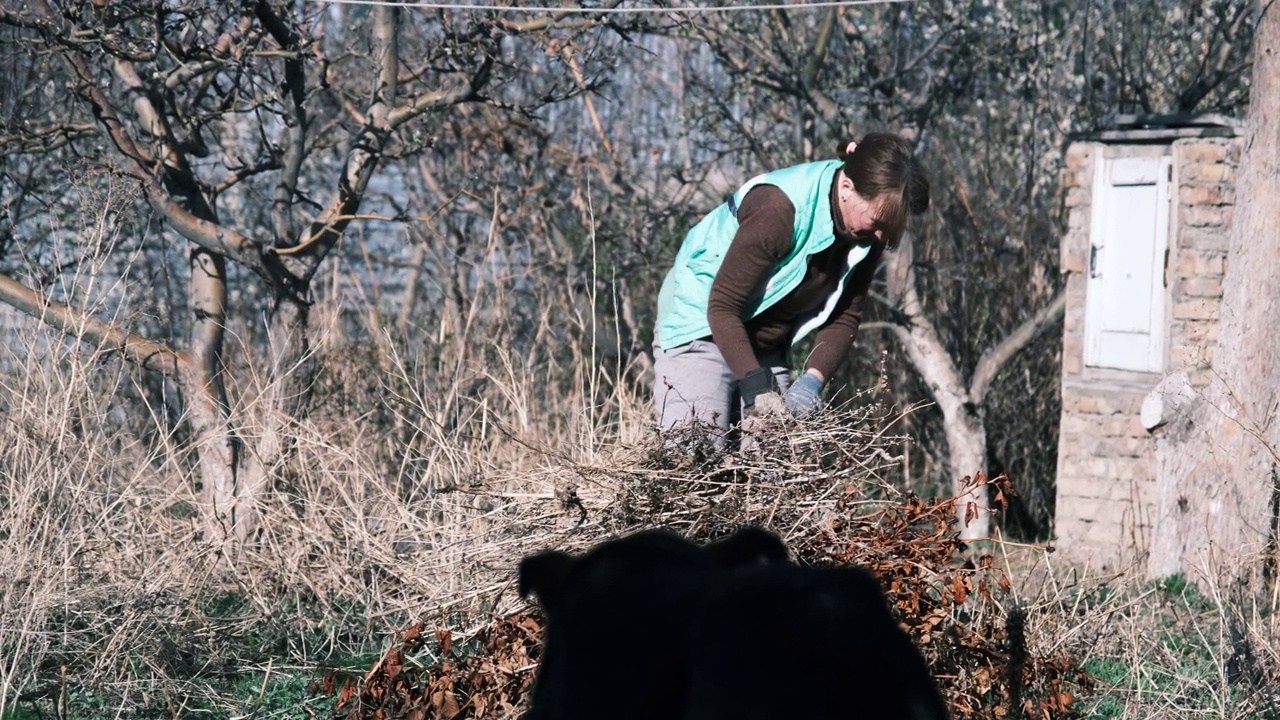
[517,526,789,617]
[517,526,790,720]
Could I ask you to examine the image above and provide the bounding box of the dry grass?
[2,310,1280,717]
[997,547,1280,720]
[1,287,1278,720]
[0,299,901,717]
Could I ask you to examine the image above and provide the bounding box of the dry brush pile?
[324,407,1094,720]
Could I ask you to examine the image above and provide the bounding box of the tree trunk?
[881,238,994,540]
[241,3,401,506]
[938,391,991,539]
[1149,1,1280,588]
[110,52,245,543]
[397,243,427,336]
[181,355,240,541]
[188,244,244,542]
[879,236,1066,542]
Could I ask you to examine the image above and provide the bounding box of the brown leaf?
[336,679,356,709]
[441,691,462,719]
[435,627,454,656]
[385,649,404,678]
[973,666,993,694]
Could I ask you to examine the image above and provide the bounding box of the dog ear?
[518,550,576,615]
[705,526,790,566]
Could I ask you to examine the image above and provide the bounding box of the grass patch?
[1055,569,1279,720]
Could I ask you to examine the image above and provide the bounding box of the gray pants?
[652,339,792,447]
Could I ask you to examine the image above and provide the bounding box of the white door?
[1083,153,1172,373]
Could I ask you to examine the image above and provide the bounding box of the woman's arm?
[707,185,795,380]
[803,244,884,380]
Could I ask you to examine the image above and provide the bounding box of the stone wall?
[1052,136,1240,572]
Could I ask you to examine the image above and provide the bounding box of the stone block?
[1176,321,1196,348]
[1060,412,1105,435]
[1065,142,1091,169]
[1177,227,1230,253]
[1067,392,1139,417]
[1178,277,1223,298]
[1178,143,1228,164]
[1063,248,1086,273]
[1179,185,1235,206]
[1062,305,1082,332]
[1180,205,1228,228]
[1097,436,1155,459]
[1065,186,1090,208]
[1173,299,1218,321]
[1101,414,1147,438]
[1175,251,1227,277]
[1184,320,1219,343]
[1170,344,1213,368]
[1054,495,1109,524]
[1063,394,1101,414]
[1068,209,1090,233]
[1192,163,1233,183]
[1063,333,1084,364]
[1065,353,1083,375]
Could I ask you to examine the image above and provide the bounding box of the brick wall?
[1052,136,1240,572]
[1168,138,1239,384]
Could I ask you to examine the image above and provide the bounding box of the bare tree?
[0,1,606,545]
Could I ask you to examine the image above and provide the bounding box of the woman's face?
[837,172,888,242]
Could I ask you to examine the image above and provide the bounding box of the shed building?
[1053,114,1243,571]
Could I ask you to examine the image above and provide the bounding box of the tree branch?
[213,158,284,194]
[255,0,309,247]
[270,3,404,278]
[969,289,1066,407]
[0,6,43,31]
[1177,2,1250,111]
[0,273,184,377]
[860,319,941,390]
[803,7,837,89]
[0,123,97,153]
[162,60,222,90]
[387,69,488,129]
[22,0,264,276]
[880,235,969,415]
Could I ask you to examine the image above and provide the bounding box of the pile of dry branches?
[322,410,1094,720]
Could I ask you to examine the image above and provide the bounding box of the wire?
[302,0,914,14]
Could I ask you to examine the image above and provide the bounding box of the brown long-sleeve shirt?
[707,182,882,381]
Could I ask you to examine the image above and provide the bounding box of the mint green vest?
[655,159,872,350]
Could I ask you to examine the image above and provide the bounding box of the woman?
[653,133,930,442]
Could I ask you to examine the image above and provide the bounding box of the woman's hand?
[784,371,825,418]
[739,367,779,415]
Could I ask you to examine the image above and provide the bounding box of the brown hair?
[837,132,930,249]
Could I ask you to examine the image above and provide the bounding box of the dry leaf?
[435,627,453,656]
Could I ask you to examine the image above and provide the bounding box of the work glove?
[739,368,784,452]
[784,372,825,418]
[739,367,782,417]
